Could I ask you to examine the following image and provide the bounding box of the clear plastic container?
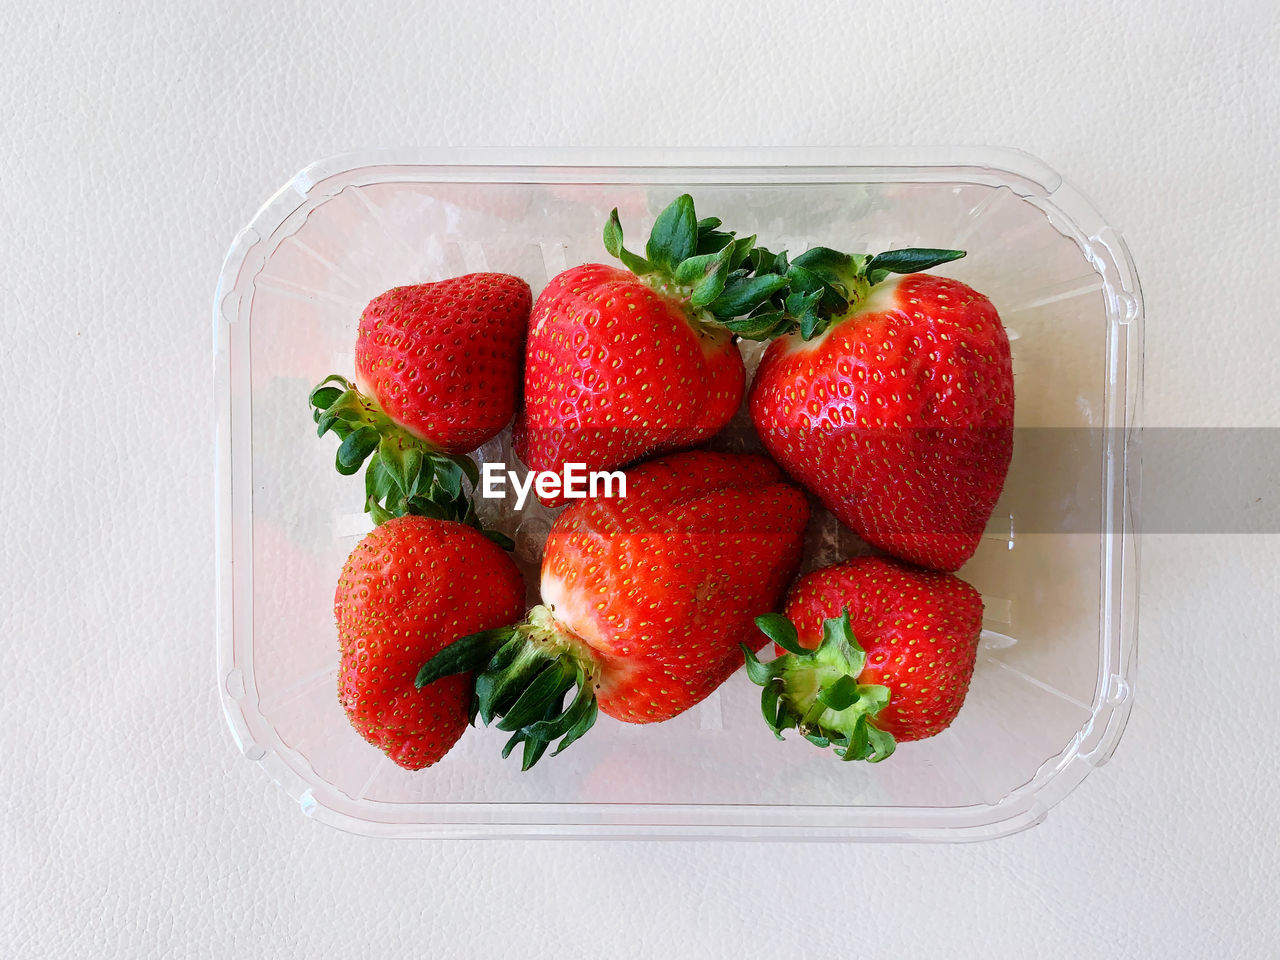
[214,148,1142,840]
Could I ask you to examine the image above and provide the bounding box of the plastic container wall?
[215,148,1142,840]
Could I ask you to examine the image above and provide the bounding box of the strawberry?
[416,450,809,768]
[748,247,1014,572]
[512,196,794,506]
[310,273,530,525]
[743,555,984,761]
[335,515,526,770]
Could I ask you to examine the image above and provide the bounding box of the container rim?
[214,147,1142,842]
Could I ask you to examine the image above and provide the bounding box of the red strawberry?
[513,262,745,504]
[355,275,530,453]
[513,196,792,506]
[743,555,983,761]
[748,248,1013,572]
[310,273,530,524]
[416,450,809,768]
[335,515,526,770]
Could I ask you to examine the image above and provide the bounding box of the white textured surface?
[2,0,1277,956]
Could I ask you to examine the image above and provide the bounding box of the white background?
[4,1,1278,957]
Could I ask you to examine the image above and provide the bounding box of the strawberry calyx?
[603,195,790,337]
[414,604,600,770]
[308,375,512,548]
[747,244,968,341]
[602,194,966,344]
[741,610,897,762]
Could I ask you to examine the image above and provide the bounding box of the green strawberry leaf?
[673,249,725,285]
[520,729,554,771]
[482,528,515,551]
[784,264,827,298]
[522,670,594,742]
[865,248,966,276]
[748,246,789,276]
[784,288,826,340]
[419,606,607,768]
[740,644,775,686]
[377,442,424,496]
[366,496,393,526]
[790,247,867,296]
[843,715,871,761]
[449,453,480,488]
[687,244,735,307]
[603,208,653,276]
[760,682,784,737]
[497,660,578,732]
[817,675,862,712]
[805,730,833,749]
[864,725,897,762]
[743,610,898,763]
[404,495,446,520]
[500,730,521,761]
[722,310,789,342]
[602,207,625,256]
[819,610,867,675]
[432,455,464,500]
[727,234,758,271]
[335,426,380,475]
[365,457,396,505]
[790,245,855,273]
[308,385,344,410]
[694,230,735,255]
[754,613,807,655]
[645,195,698,274]
[694,216,735,255]
[708,274,790,319]
[314,389,367,438]
[310,373,509,541]
[307,374,352,409]
[551,698,598,756]
[415,628,516,688]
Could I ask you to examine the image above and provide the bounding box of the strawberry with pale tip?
[415,450,810,769]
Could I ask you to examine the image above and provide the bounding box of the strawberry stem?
[602,195,792,337]
[414,604,601,769]
[308,375,511,548]
[746,245,967,341]
[603,195,966,344]
[742,610,897,762]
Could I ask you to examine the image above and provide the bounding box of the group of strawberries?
[308,195,1014,771]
